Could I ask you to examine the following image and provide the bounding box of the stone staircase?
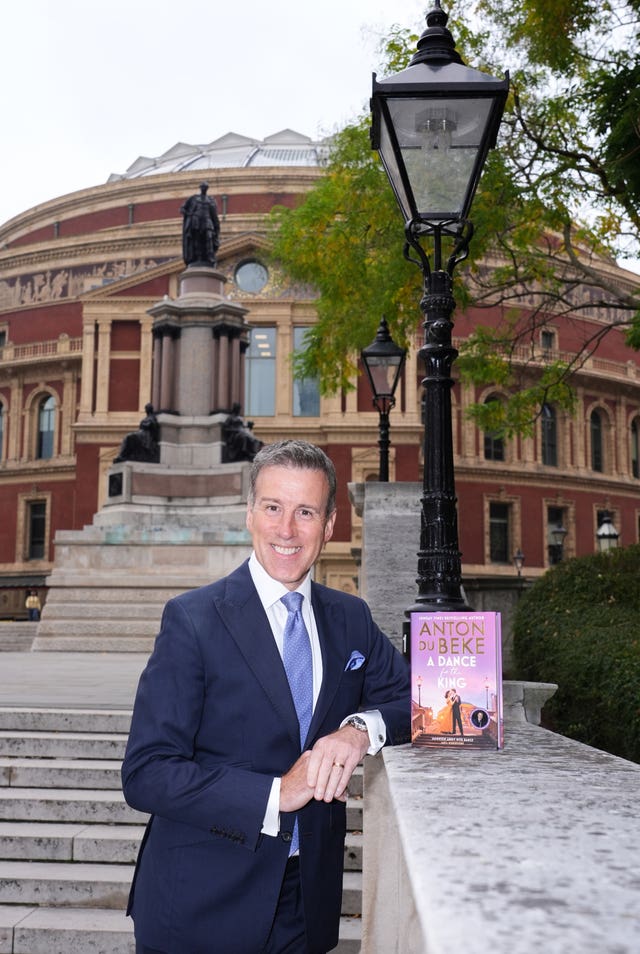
[0,707,363,953]
[0,627,37,653]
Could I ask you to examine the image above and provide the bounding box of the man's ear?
[323,510,337,544]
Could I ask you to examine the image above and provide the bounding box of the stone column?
[95,319,112,416]
[78,319,96,419]
[138,316,154,413]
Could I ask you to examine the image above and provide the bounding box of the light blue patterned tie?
[281,590,313,854]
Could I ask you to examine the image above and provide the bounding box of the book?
[410,611,503,749]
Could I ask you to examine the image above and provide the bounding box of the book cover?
[410,611,503,749]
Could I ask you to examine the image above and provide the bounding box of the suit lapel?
[307,585,347,743]
[213,563,300,748]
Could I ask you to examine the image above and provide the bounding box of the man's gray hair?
[248,440,337,517]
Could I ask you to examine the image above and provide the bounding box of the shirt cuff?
[261,777,281,836]
[340,709,387,755]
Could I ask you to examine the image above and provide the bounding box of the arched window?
[590,409,603,472]
[483,395,504,461]
[541,404,557,466]
[632,418,639,479]
[37,395,55,460]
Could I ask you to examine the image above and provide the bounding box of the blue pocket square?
[345,651,365,671]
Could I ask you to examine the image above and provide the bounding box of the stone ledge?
[363,721,640,953]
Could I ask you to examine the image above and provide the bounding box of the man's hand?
[307,725,370,803]
[279,751,315,813]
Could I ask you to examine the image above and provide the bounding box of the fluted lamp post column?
[361,317,407,482]
[370,0,509,612]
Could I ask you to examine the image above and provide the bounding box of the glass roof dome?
[108,129,332,181]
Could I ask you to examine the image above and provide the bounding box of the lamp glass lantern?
[596,511,619,552]
[361,317,406,408]
[361,317,407,483]
[371,14,509,232]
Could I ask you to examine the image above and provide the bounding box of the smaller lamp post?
[512,548,525,577]
[596,511,619,552]
[417,673,423,708]
[361,317,407,482]
[549,525,567,564]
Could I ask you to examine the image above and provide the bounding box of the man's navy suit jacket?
[122,560,410,954]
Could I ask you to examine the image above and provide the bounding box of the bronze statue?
[114,403,160,464]
[222,403,263,462]
[180,182,221,266]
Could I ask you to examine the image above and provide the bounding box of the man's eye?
[297,509,313,519]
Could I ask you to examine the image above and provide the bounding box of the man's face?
[246,465,336,590]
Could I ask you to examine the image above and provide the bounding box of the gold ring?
[334,761,344,768]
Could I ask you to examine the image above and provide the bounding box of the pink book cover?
[410,612,503,749]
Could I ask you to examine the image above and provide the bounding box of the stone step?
[0,625,36,652]
[41,587,179,605]
[337,916,362,954]
[0,906,360,954]
[344,832,363,870]
[41,603,164,621]
[0,860,132,908]
[36,619,157,638]
[0,822,145,863]
[341,871,362,917]
[0,732,127,760]
[346,796,363,831]
[0,708,132,734]
[1,906,134,954]
[42,571,202,590]
[347,764,363,798]
[32,636,156,653]
[0,788,147,825]
[0,758,123,790]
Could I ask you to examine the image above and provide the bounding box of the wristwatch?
[345,715,368,733]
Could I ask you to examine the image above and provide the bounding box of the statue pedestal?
[33,267,258,652]
[150,266,251,417]
[32,459,253,652]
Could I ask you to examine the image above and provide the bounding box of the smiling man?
[122,440,410,954]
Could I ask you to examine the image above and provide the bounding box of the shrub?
[513,544,640,763]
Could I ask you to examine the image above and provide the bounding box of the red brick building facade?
[1,130,639,618]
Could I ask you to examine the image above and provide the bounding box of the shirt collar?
[248,551,312,611]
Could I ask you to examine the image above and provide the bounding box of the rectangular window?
[541,330,555,354]
[244,327,276,417]
[28,501,46,560]
[547,506,566,565]
[489,502,510,563]
[0,331,6,348]
[292,327,320,417]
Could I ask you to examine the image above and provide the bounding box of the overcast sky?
[0,0,425,226]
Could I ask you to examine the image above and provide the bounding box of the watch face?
[235,260,268,293]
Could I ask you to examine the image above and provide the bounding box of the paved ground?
[0,652,149,709]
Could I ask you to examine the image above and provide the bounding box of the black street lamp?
[513,548,525,577]
[596,511,619,552]
[361,317,407,482]
[370,2,509,611]
[549,524,567,564]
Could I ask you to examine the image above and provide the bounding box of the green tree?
[271,1,640,431]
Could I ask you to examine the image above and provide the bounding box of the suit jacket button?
[281,831,292,843]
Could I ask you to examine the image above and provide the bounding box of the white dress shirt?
[248,553,386,836]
